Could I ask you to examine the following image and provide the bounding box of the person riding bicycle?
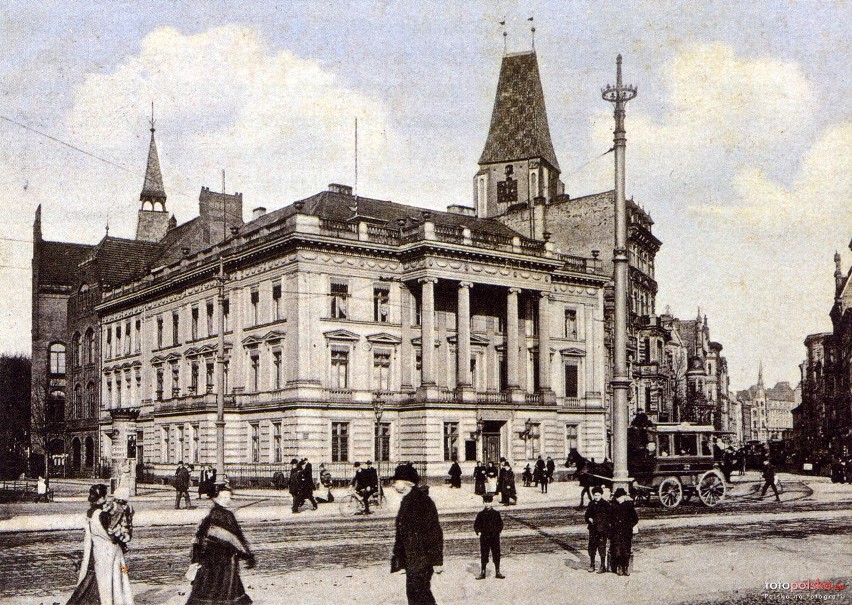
[354,460,379,515]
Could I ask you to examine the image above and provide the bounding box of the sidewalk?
[2,472,848,534]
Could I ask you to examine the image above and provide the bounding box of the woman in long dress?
[67,484,134,605]
[186,482,256,605]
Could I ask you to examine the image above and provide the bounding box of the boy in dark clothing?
[609,488,639,576]
[474,493,504,579]
[760,459,781,502]
[584,486,610,573]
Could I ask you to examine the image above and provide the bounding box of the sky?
[0,1,849,392]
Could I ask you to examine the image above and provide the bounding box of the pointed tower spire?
[835,251,844,296]
[136,105,171,242]
[758,361,764,388]
[475,48,561,218]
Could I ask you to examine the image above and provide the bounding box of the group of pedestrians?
[521,455,557,492]
[583,486,640,576]
[288,457,319,513]
[470,459,517,504]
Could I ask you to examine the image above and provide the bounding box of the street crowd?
[58,421,807,605]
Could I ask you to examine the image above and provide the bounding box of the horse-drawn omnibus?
[567,421,727,509]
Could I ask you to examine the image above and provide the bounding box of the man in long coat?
[496,461,517,505]
[391,464,443,605]
[288,459,304,513]
[175,462,191,510]
[301,458,318,510]
[609,488,638,576]
[448,458,462,489]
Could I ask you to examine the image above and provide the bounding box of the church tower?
[474,50,562,219]
[135,112,170,242]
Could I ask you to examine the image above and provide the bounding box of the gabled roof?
[478,51,559,170]
[81,236,163,287]
[37,240,95,286]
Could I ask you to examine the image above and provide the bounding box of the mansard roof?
[478,51,559,170]
[242,189,523,240]
[80,236,163,287]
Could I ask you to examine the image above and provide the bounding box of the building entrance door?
[484,434,500,464]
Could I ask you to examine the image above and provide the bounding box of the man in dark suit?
[391,464,443,605]
[301,458,318,510]
[289,458,304,513]
[760,459,781,502]
[357,460,379,514]
[174,461,191,509]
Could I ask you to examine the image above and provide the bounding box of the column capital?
[508,287,522,295]
[418,277,438,285]
[458,281,474,290]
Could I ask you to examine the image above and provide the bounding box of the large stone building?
[793,250,852,462]
[32,48,618,481]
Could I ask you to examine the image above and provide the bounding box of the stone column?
[400,283,412,389]
[456,282,472,387]
[419,277,437,386]
[538,292,551,391]
[506,288,521,389]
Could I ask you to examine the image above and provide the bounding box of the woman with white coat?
[66,483,134,605]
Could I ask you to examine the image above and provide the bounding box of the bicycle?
[338,486,386,516]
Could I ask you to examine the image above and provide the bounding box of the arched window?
[72,333,82,368]
[84,436,95,468]
[73,384,82,418]
[84,329,94,365]
[48,343,66,376]
[86,382,95,418]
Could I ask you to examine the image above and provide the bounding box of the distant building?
[793,250,852,461]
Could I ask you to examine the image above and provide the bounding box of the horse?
[565,448,613,507]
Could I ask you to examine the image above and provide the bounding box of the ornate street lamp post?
[602,55,637,492]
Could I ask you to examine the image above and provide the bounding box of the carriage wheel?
[698,470,726,507]
[658,476,683,509]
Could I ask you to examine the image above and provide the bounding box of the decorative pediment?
[323,329,360,342]
[242,335,262,347]
[366,332,402,345]
[261,330,286,342]
[560,347,586,357]
[446,333,490,346]
[184,347,200,357]
[163,352,182,363]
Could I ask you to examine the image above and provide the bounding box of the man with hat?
[759,459,781,502]
[357,460,379,514]
[390,464,444,604]
[289,458,304,513]
[609,487,638,576]
[474,493,504,579]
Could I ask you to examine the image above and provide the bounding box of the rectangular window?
[273,351,283,390]
[116,325,122,358]
[50,345,66,375]
[250,353,260,392]
[172,312,180,345]
[192,425,199,463]
[373,350,391,391]
[250,423,260,463]
[178,425,185,462]
[565,423,579,452]
[115,375,122,406]
[206,301,215,336]
[564,364,579,398]
[156,368,164,401]
[331,348,349,389]
[190,362,199,394]
[272,284,282,321]
[525,422,541,460]
[171,364,179,398]
[330,281,348,319]
[250,289,260,326]
[331,422,349,462]
[464,439,477,461]
[374,422,391,462]
[223,360,229,393]
[223,298,230,333]
[499,355,507,391]
[156,317,163,349]
[124,322,131,355]
[162,426,170,463]
[134,320,141,353]
[105,328,112,359]
[564,309,577,339]
[191,307,199,341]
[206,362,214,393]
[443,422,459,462]
[106,380,113,409]
[273,422,282,463]
[373,286,390,323]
